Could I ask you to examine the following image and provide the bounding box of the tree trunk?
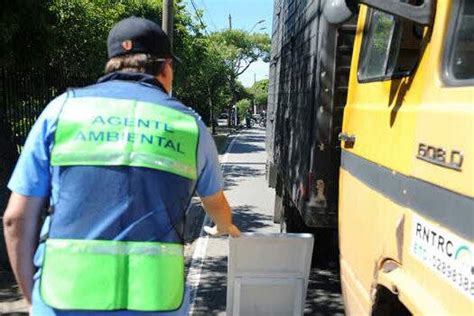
[207,86,216,135]
[228,75,238,127]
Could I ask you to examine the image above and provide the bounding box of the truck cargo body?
[267,0,357,229]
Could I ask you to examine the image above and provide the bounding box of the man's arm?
[200,190,240,237]
[3,192,45,305]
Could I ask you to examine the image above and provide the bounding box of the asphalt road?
[185,127,345,316]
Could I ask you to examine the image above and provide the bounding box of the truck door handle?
[338,132,356,143]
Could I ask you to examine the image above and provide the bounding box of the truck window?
[446,0,474,85]
[358,8,423,82]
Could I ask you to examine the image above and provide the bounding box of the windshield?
[447,0,474,84]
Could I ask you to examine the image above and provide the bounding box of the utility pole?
[253,73,257,114]
[228,13,234,126]
[162,0,174,94]
[162,0,174,46]
[208,86,216,135]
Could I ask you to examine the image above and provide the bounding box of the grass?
[209,126,237,154]
[213,134,229,154]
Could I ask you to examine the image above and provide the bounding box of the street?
[185,127,344,315]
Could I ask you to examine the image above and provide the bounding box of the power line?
[197,0,218,31]
[189,0,208,33]
[188,0,222,55]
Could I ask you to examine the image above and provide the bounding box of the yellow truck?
[338,0,473,314]
[268,0,473,313]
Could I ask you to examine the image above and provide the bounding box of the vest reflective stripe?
[51,97,199,180]
[41,239,184,311]
[52,151,196,181]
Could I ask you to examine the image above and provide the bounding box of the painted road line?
[188,132,241,315]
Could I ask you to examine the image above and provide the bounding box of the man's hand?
[204,224,241,237]
[200,190,241,238]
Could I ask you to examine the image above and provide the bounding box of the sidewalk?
[189,127,280,315]
[188,127,344,315]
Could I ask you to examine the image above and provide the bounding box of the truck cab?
[338,0,473,314]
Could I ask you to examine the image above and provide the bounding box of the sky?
[184,0,274,87]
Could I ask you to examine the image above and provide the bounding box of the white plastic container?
[227,233,314,316]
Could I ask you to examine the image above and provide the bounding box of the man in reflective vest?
[3,17,240,315]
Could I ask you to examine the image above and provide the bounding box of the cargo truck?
[268,0,473,314]
[266,0,358,260]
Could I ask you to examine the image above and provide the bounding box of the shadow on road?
[227,142,264,154]
[190,244,344,316]
[191,255,228,316]
[0,271,28,315]
[237,135,266,143]
[0,273,22,303]
[232,204,273,233]
[223,165,264,190]
[304,268,344,315]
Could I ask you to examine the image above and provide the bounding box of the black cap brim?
[172,54,182,64]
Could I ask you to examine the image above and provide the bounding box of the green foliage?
[236,98,252,118]
[248,79,269,108]
[235,81,253,101]
[173,20,230,123]
[211,30,271,78]
[0,0,53,67]
[0,0,271,124]
[209,29,270,122]
[48,0,165,77]
[174,23,269,123]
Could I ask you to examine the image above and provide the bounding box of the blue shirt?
[7,72,224,316]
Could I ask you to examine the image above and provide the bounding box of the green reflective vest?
[51,97,199,180]
[41,97,199,311]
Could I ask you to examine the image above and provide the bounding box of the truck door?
[338,4,426,314]
[408,0,474,311]
[339,1,473,314]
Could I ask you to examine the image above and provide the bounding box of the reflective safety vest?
[40,95,199,311]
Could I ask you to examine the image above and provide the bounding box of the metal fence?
[0,67,94,149]
[0,66,94,269]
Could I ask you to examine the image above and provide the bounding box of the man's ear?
[158,60,172,78]
[156,59,173,94]
[164,61,173,77]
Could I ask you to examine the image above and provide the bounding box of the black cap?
[107,17,179,61]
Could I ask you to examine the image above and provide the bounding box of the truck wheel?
[273,190,283,224]
[311,228,339,268]
[280,216,287,233]
[281,194,306,233]
[372,286,411,316]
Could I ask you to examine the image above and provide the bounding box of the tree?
[0,0,53,68]
[0,0,269,132]
[173,20,230,127]
[249,79,269,111]
[236,98,252,119]
[211,30,270,125]
[47,0,169,78]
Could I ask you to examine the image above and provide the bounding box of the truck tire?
[280,192,338,267]
[280,192,306,233]
[311,227,339,268]
[273,190,283,224]
[372,286,411,316]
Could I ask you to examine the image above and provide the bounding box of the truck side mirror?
[323,0,358,24]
